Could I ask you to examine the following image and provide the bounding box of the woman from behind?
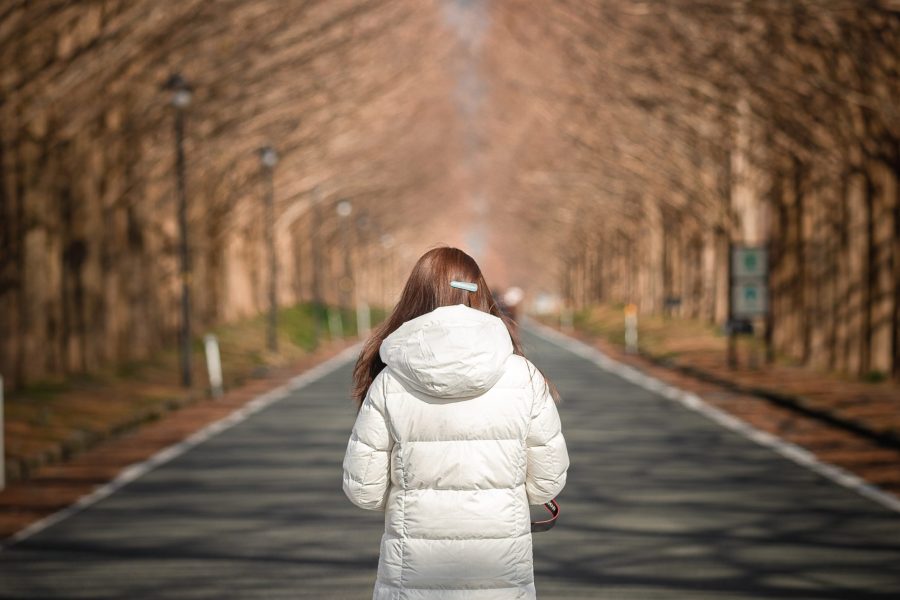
[343,246,569,599]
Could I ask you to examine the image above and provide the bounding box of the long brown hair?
[351,246,558,408]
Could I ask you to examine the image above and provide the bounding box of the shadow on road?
[1,328,898,599]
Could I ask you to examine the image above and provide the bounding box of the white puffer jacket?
[343,304,569,600]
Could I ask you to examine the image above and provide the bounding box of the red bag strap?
[530,499,560,533]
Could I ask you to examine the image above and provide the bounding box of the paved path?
[2,327,899,599]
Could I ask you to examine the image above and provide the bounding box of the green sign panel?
[732,247,767,279]
[731,246,768,317]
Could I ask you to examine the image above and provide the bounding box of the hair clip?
[450,280,478,293]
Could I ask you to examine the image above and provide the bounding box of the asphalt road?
[2,326,899,599]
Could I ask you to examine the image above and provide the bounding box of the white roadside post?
[204,334,224,399]
[0,374,5,490]
[624,303,639,354]
[357,301,371,339]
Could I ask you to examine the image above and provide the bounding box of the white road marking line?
[2,342,363,549]
[525,318,900,514]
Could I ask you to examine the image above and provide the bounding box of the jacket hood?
[379,304,514,399]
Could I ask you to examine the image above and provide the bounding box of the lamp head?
[259,146,279,168]
[336,200,352,218]
[164,73,192,108]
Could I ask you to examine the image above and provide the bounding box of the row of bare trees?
[3,0,897,387]
[485,0,900,379]
[0,0,465,389]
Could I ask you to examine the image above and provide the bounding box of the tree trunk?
[893,155,900,380]
[793,158,811,364]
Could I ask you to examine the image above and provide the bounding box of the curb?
[524,318,900,515]
[5,394,197,484]
[540,317,900,452]
[643,355,900,451]
[1,341,362,549]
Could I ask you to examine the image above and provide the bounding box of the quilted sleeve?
[525,364,569,505]
[342,372,394,511]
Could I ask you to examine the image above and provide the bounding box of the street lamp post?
[259,146,279,352]
[311,187,323,346]
[336,199,353,311]
[355,213,372,338]
[380,233,394,310]
[165,73,193,388]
